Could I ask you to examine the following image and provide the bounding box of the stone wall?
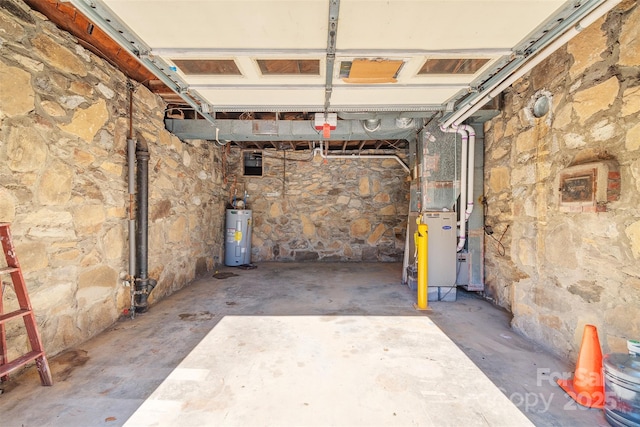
[223,148,410,262]
[0,1,225,359]
[483,2,640,359]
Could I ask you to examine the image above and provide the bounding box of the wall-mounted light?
[525,89,553,124]
[532,96,550,118]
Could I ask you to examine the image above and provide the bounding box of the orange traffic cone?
[557,324,605,408]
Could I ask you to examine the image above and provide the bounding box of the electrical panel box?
[456,252,469,286]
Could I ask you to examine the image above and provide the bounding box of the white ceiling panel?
[83,0,609,117]
[337,0,567,50]
[104,0,329,49]
[196,88,326,107]
[331,85,463,106]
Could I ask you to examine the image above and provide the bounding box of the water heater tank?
[225,209,252,266]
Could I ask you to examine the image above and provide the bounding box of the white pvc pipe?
[313,142,411,174]
[443,0,622,128]
[459,124,476,221]
[441,125,468,251]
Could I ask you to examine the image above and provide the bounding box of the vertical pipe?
[127,138,136,315]
[127,82,137,316]
[415,222,429,310]
[127,130,136,273]
[460,124,476,221]
[457,132,468,251]
[467,126,485,291]
[135,139,150,312]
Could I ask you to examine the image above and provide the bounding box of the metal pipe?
[165,117,420,142]
[127,138,136,292]
[135,138,151,312]
[127,83,136,317]
[313,141,410,173]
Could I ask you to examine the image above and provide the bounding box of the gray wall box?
[456,252,469,286]
[225,210,253,266]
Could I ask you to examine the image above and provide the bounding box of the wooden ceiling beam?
[24,0,160,86]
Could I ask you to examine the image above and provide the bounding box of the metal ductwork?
[362,119,381,132]
[395,117,415,129]
[165,117,423,143]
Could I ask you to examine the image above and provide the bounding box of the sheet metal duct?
[165,117,422,142]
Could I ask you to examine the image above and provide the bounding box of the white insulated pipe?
[459,124,476,222]
[313,141,411,174]
[441,125,469,252]
[442,0,622,128]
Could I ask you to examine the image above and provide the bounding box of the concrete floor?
[0,262,608,426]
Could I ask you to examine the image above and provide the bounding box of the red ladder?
[0,222,52,386]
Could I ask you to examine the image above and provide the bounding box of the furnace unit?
[423,211,457,300]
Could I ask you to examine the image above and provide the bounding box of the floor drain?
[213,272,238,279]
[179,311,214,321]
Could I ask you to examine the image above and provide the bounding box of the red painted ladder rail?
[0,222,52,386]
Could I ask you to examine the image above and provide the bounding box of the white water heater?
[225,209,252,266]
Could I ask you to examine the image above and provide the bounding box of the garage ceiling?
[29,0,619,149]
[98,0,564,113]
